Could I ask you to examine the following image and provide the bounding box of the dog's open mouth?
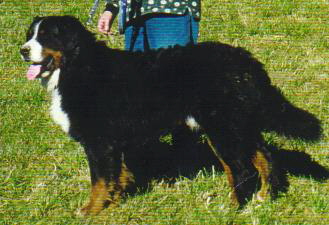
[26,56,54,80]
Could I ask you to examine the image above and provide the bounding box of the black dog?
[20,16,321,215]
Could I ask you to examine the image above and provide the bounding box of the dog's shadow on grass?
[125,127,329,199]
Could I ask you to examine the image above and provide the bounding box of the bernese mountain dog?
[20,16,321,215]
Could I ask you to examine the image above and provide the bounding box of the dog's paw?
[75,202,102,217]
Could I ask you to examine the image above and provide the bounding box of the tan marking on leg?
[107,180,121,207]
[252,150,272,201]
[119,161,135,191]
[206,137,239,206]
[79,178,108,216]
[109,162,135,208]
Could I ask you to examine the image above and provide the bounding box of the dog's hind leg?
[184,116,271,206]
[252,145,285,201]
[184,115,259,205]
[205,134,260,206]
[252,149,272,201]
[206,138,240,206]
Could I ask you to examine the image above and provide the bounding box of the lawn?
[0,0,328,224]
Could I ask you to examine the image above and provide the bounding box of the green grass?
[1,0,329,224]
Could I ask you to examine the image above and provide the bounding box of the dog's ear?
[59,16,96,52]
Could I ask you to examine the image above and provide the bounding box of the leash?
[118,0,127,34]
[86,0,100,25]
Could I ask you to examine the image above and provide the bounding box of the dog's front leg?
[78,142,125,216]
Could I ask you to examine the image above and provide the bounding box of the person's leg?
[124,24,146,51]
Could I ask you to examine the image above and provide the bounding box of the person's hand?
[98,11,115,35]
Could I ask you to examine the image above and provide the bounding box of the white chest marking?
[46,69,60,92]
[50,88,70,133]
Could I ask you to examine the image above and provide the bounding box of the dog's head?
[20,16,95,80]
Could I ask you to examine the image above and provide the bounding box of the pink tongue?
[26,65,42,80]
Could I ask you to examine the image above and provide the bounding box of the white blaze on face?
[21,20,44,63]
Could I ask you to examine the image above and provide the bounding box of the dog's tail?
[261,86,322,141]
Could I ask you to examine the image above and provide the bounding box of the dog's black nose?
[20,46,30,60]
